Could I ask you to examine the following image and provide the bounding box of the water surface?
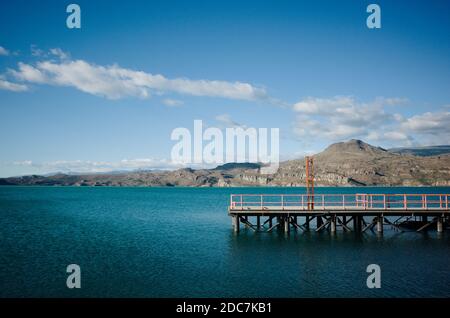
[0,186,449,297]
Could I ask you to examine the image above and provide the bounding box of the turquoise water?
[0,186,449,298]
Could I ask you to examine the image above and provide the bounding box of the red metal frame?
[305,156,314,210]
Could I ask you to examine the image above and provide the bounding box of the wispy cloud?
[11,158,182,175]
[215,113,248,129]
[5,49,268,101]
[0,46,9,56]
[49,48,70,60]
[162,98,184,107]
[30,45,45,57]
[0,77,28,92]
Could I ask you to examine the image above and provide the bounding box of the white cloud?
[11,158,181,174]
[0,78,28,92]
[12,160,33,166]
[293,96,355,114]
[10,62,48,83]
[292,96,393,140]
[162,98,184,107]
[401,111,450,135]
[7,56,268,101]
[30,45,44,57]
[375,97,409,106]
[292,96,449,147]
[49,48,70,60]
[215,113,247,128]
[0,46,9,56]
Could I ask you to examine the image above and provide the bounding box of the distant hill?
[389,145,450,157]
[1,139,449,187]
[213,162,262,170]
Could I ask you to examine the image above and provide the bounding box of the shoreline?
[1,185,450,188]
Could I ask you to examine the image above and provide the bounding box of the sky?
[0,0,449,177]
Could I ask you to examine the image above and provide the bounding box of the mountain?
[273,139,450,186]
[1,139,449,187]
[388,145,450,157]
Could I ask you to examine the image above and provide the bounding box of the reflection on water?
[227,225,450,297]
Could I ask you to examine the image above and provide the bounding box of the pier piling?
[284,216,290,234]
[330,216,337,233]
[305,216,310,231]
[437,217,443,233]
[232,215,240,233]
[353,216,362,232]
[377,216,383,233]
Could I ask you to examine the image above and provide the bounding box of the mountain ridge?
[1,140,449,187]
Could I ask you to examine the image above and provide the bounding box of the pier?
[228,193,450,234]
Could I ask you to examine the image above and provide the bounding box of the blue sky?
[0,0,449,177]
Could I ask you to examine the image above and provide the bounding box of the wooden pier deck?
[228,193,450,233]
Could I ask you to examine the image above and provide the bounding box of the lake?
[0,186,449,298]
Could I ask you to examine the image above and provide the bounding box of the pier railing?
[230,193,450,211]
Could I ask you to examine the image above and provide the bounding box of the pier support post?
[330,216,337,233]
[284,216,290,234]
[353,216,362,232]
[422,215,427,223]
[305,216,310,231]
[377,216,383,233]
[277,216,283,230]
[232,215,240,233]
[268,217,273,228]
[256,216,261,230]
[437,217,443,233]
